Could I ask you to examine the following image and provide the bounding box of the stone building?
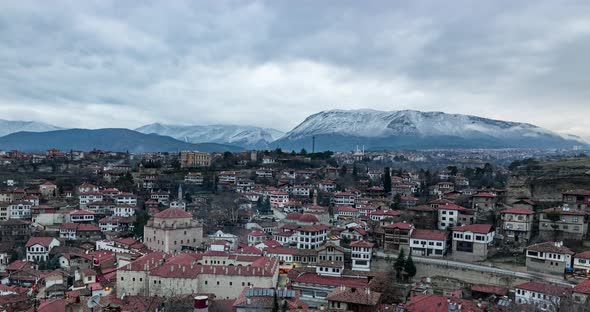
[451,224,495,262]
[525,241,574,276]
[500,207,534,244]
[144,208,203,253]
[538,206,589,241]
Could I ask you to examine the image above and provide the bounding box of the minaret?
[178,184,183,201]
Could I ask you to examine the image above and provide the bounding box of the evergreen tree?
[352,165,358,178]
[394,249,406,278]
[393,193,402,209]
[405,255,417,281]
[340,165,348,177]
[264,197,271,214]
[383,167,392,194]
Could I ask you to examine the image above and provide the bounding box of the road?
[374,250,573,286]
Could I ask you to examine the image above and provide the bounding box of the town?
[0,147,587,312]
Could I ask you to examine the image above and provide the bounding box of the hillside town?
[0,148,587,312]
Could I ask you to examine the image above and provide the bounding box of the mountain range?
[272,109,588,151]
[0,129,241,153]
[0,110,586,152]
[135,123,284,150]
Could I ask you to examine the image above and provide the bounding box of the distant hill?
[272,109,588,151]
[0,129,242,153]
[136,123,285,150]
[0,119,62,137]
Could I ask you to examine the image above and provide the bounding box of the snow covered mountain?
[273,109,588,151]
[0,119,62,137]
[135,123,285,149]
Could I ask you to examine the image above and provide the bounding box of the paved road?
[374,250,573,286]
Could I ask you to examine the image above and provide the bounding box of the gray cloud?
[0,0,589,140]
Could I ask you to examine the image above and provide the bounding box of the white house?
[451,224,495,262]
[350,240,374,271]
[410,229,449,257]
[514,281,572,312]
[8,202,32,220]
[114,193,137,206]
[331,192,356,206]
[573,250,590,274]
[437,204,476,230]
[26,237,60,262]
[79,192,103,207]
[114,205,135,217]
[297,225,329,249]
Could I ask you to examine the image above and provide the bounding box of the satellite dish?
[87,295,100,308]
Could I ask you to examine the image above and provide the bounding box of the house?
[525,241,574,276]
[78,183,99,194]
[26,237,60,262]
[573,251,590,275]
[7,202,32,220]
[500,207,534,244]
[562,189,590,210]
[404,294,482,312]
[451,224,495,262]
[437,204,475,230]
[350,240,374,271]
[407,205,438,230]
[331,192,356,206]
[79,192,103,207]
[98,216,135,233]
[335,206,359,220]
[184,172,204,185]
[514,281,572,311]
[59,223,102,241]
[538,206,589,241]
[39,182,58,198]
[326,287,381,312]
[471,192,497,212]
[410,229,449,257]
[269,192,289,208]
[297,225,329,250]
[381,222,414,253]
[69,210,96,223]
[572,279,590,307]
[340,227,367,241]
[369,209,402,224]
[247,230,269,246]
[114,193,137,206]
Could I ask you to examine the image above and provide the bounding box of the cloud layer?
[0,1,589,140]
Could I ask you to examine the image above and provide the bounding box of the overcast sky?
[0,1,589,139]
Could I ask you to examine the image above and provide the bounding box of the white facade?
[515,286,564,312]
[331,193,356,206]
[114,206,135,217]
[26,239,60,262]
[410,238,447,257]
[297,226,328,249]
[115,194,137,206]
[8,202,32,220]
[79,193,103,207]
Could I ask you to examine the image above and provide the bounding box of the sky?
[0,1,589,140]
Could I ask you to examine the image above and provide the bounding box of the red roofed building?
[573,279,590,306]
[451,224,495,262]
[514,281,572,310]
[26,237,60,262]
[525,241,574,276]
[297,225,329,250]
[471,191,498,212]
[500,207,534,244]
[144,208,203,253]
[573,250,590,274]
[335,206,359,220]
[405,294,482,312]
[539,206,589,241]
[410,229,449,257]
[326,287,381,312]
[381,222,414,253]
[562,189,590,210]
[437,204,475,231]
[350,240,374,271]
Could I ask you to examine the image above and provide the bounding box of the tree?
[383,167,392,194]
[272,291,279,312]
[392,193,402,209]
[300,148,307,155]
[394,249,406,278]
[405,255,417,281]
[133,209,150,237]
[545,210,562,240]
[340,165,348,177]
[352,165,358,178]
[281,300,288,312]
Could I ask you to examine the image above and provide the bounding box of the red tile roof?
[574,279,590,295]
[541,207,588,216]
[298,214,319,223]
[501,207,534,215]
[383,222,413,230]
[514,281,572,297]
[405,294,482,312]
[349,240,375,248]
[154,207,192,219]
[575,250,590,260]
[411,229,448,241]
[326,287,381,306]
[26,237,57,248]
[470,284,507,296]
[527,241,574,255]
[452,224,493,234]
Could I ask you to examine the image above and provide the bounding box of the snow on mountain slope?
[286,109,568,139]
[135,123,285,149]
[274,109,587,151]
[0,119,62,137]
